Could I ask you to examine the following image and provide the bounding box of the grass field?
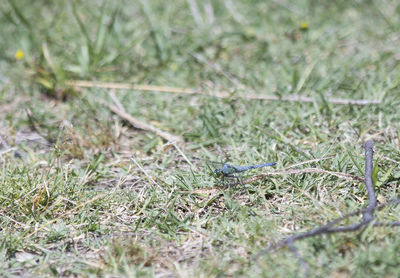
[1,0,400,277]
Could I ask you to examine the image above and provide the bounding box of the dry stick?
[108,91,181,142]
[100,101,182,143]
[254,140,400,273]
[67,80,198,94]
[66,80,381,106]
[255,197,400,259]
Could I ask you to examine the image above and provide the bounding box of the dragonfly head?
[214,168,223,176]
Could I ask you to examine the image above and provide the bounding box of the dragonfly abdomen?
[250,162,276,169]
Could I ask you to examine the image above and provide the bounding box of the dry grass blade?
[214,91,382,105]
[241,168,364,185]
[67,80,381,105]
[284,156,334,169]
[67,80,197,94]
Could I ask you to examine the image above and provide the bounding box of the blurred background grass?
[1,0,400,277]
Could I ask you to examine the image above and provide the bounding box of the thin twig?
[254,139,400,272]
[100,100,182,143]
[284,156,334,169]
[67,80,381,105]
[131,157,158,186]
[230,92,382,105]
[254,197,400,260]
[0,213,31,229]
[240,167,364,185]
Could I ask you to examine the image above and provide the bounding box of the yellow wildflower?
[15,50,24,60]
[300,22,309,30]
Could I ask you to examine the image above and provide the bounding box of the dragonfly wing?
[249,162,276,169]
[207,160,225,166]
[233,162,276,172]
[233,165,252,172]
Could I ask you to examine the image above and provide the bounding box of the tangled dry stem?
[253,139,400,275]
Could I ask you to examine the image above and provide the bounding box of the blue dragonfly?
[214,162,276,182]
